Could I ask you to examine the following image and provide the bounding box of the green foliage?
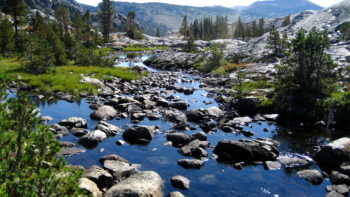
[281,15,291,27]
[0,18,15,55]
[0,95,85,196]
[99,0,115,41]
[74,46,114,67]
[180,15,189,38]
[274,27,338,122]
[196,45,227,72]
[126,11,144,40]
[2,0,28,50]
[232,73,272,98]
[183,37,196,52]
[190,16,229,41]
[340,22,350,41]
[267,26,290,56]
[0,58,142,96]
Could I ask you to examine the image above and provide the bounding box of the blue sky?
[77,0,343,8]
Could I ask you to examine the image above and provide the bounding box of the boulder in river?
[166,133,193,147]
[178,159,204,169]
[297,169,323,185]
[79,178,102,197]
[314,137,350,168]
[99,154,129,164]
[104,171,164,197]
[90,105,118,121]
[83,165,114,189]
[171,175,190,190]
[213,138,279,162]
[123,125,159,144]
[103,160,138,181]
[59,117,88,129]
[78,130,107,148]
[94,121,121,136]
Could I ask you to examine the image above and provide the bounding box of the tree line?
[179,14,292,41]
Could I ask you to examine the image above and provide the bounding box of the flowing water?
[34,53,336,196]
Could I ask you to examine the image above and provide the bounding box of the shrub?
[0,95,85,196]
[196,45,227,73]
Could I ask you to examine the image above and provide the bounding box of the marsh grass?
[0,58,143,96]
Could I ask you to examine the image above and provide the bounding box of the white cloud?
[76,0,343,8]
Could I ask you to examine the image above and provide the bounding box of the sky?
[76,0,343,8]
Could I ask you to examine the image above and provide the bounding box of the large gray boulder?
[59,117,88,129]
[90,105,117,121]
[297,169,323,185]
[166,133,193,147]
[78,178,102,197]
[213,138,279,162]
[83,166,114,189]
[103,160,138,181]
[78,130,107,148]
[94,121,120,137]
[123,125,159,144]
[104,171,164,197]
[314,137,350,168]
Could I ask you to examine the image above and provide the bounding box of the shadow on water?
[27,53,342,196]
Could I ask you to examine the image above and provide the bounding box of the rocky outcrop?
[213,138,279,162]
[104,171,164,197]
[83,166,114,190]
[143,52,206,70]
[103,160,138,181]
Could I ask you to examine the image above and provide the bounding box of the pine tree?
[180,15,189,38]
[2,0,27,50]
[55,6,71,37]
[156,27,160,37]
[0,95,85,196]
[99,0,115,41]
[267,25,282,56]
[258,18,265,36]
[0,18,15,55]
[282,15,291,27]
[275,27,338,122]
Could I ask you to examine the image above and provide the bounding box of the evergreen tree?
[183,36,196,52]
[2,0,27,50]
[0,95,85,196]
[156,27,160,37]
[125,11,143,40]
[180,15,189,38]
[275,27,338,122]
[55,6,71,36]
[282,15,291,27]
[0,18,15,55]
[267,25,282,56]
[99,0,115,41]
[258,18,265,36]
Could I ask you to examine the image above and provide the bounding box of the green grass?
[122,44,170,52]
[0,58,144,97]
[95,47,115,56]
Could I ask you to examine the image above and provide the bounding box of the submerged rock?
[213,138,279,162]
[104,171,164,197]
[99,154,129,164]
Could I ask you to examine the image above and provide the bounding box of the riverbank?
[0,58,146,99]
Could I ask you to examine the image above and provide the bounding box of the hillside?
[111,2,240,36]
[243,0,323,18]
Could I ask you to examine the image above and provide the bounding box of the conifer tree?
[180,15,189,38]
[55,6,71,36]
[99,0,115,41]
[267,25,282,56]
[282,15,291,27]
[0,18,15,55]
[2,0,27,50]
